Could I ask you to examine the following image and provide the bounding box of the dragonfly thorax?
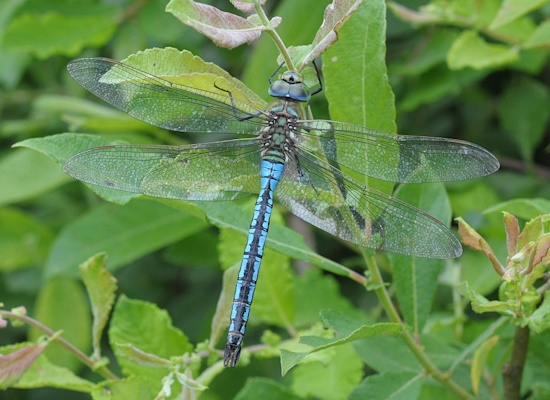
[261,101,300,163]
[268,70,311,102]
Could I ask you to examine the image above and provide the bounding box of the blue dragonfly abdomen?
[224,73,309,366]
[225,160,284,366]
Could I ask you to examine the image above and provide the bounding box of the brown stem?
[0,310,119,381]
[502,325,530,400]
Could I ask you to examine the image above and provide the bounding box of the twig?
[1,310,119,381]
[502,325,530,400]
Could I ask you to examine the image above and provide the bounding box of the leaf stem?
[253,0,295,70]
[362,251,473,399]
[1,310,119,381]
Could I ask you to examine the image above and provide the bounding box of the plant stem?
[502,325,530,400]
[1,310,119,381]
[362,251,473,400]
[253,0,295,70]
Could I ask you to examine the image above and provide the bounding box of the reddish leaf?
[300,0,364,68]
[0,343,46,388]
[503,212,519,256]
[230,0,265,13]
[166,0,280,49]
[457,217,504,275]
[528,233,550,273]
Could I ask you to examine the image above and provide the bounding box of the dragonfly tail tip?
[223,344,242,368]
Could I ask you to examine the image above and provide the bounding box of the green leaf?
[524,21,550,48]
[489,0,548,29]
[16,133,142,204]
[449,182,500,217]
[115,344,171,368]
[498,77,550,163]
[291,344,363,400]
[16,133,115,166]
[0,343,94,392]
[392,255,442,333]
[234,377,300,400]
[163,230,219,268]
[119,48,266,108]
[391,183,449,332]
[91,376,151,400]
[324,0,396,194]
[253,248,294,329]
[348,371,426,400]
[3,11,118,59]
[459,250,504,297]
[528,291,550,333]
[447,30,519,70]
[448,317,507,374]
[210,264,239,349]
[518,215,550,251]
[459,281,516,314]
[299,0,365,68]
[293,269,361,328]
[45,198,208,277]
[458,281,492,307]
[0,148,69,205]
[471,336,499,395]
[396,30,459,76]
[29,276,92,372]
[353,334,418,374]
[79,253,118,361]
[398,65,487,112]
[484,198,550,220]
[109,295,191,393]
[0,207,53,271]
[532,384,550,400]
[324,0,395,132]
[136,0,187,45]
[165,0,280,49]
[281,311,401,375]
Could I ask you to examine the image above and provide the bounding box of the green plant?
[1,0,549,399]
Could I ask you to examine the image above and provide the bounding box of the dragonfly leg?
[310,59,323,97]
[269,62,285,84]
[213,82,264,122]
[303,59,323,120]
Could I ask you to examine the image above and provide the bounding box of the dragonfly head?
[268,70,311,103]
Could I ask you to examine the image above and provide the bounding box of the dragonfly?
[63,57,499,367]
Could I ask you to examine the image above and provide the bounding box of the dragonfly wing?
[276,149,461,259]
[63,139,261,201]
[67,58,266,134]
[297,120,499,183]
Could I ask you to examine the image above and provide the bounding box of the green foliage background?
[1,0,550,399]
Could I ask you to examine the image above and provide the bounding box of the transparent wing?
[296,120,499,183]
[67,57,267,134]
[276,148,461,259]
[63,139,262,201]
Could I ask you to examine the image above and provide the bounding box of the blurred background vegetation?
[1,0,549,399]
